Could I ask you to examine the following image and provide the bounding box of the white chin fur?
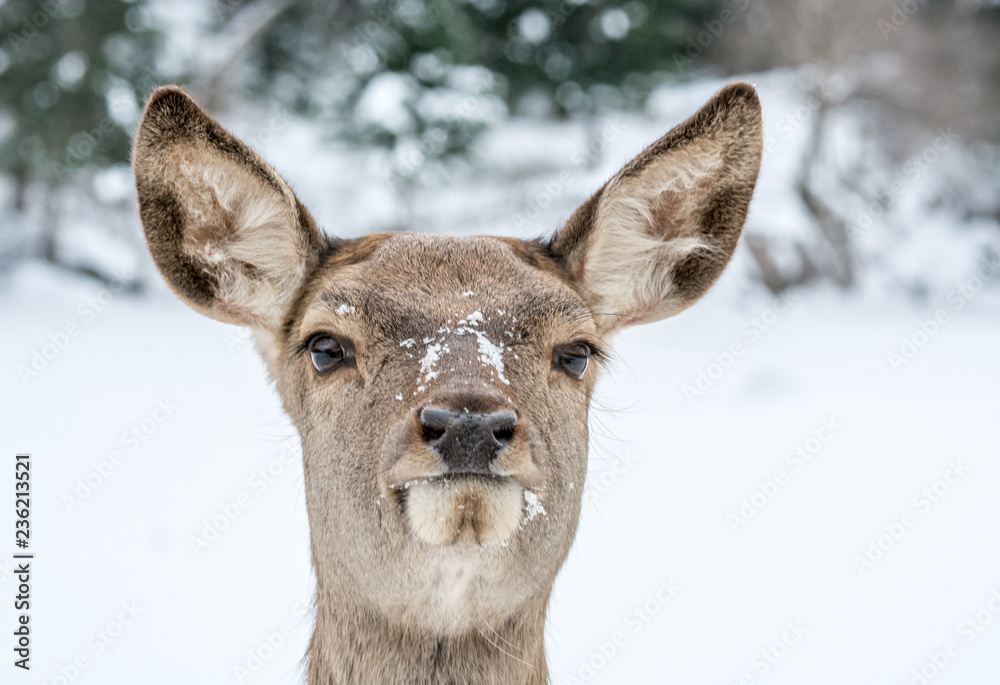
[404,477,523,546]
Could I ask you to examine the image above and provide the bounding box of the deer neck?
[307,587,549,685]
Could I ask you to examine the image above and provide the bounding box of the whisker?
[476,606,521,652]
[472,621,534,668]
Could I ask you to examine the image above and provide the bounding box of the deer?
[131,80,761,684]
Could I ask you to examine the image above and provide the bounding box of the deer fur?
[132,82,762,684]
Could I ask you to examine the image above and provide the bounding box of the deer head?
[132,82,761,684]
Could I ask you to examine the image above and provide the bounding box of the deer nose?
[419,407,517,475]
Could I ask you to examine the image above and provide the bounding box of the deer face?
[133,84,761,635]
[278,233,598,631]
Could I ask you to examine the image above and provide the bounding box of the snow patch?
[459,310,484,326]
[523,490,547,525]
[419,342,443,383]
[415,311,510,386]
[471,329,509,385]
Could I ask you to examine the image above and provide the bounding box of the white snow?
[523,489,547,524]
[470,328,509,386]
[418,342,444,384]
[3,259,999,684]
[353,72,416,135]
[4,63,1000,684]
[461,310,484,326]
[410,312,511,387]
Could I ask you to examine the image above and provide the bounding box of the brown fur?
[132,83,762,684]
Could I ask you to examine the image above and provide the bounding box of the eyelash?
[582,342,607,364]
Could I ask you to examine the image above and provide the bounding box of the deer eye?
[553,343,591,380]
[307,335,354,375]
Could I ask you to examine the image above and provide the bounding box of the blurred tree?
[0,0,157,271]
[703,0,1000,294]
[212,0,719,190]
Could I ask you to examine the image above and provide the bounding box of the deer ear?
[549,82,763,333]
[132,86,325,330]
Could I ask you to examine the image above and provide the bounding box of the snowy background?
[2,1,1000,683]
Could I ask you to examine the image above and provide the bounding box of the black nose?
[419,407,517,475]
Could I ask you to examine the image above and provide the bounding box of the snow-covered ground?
[3,69,999,684]
[3,255,999,684]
